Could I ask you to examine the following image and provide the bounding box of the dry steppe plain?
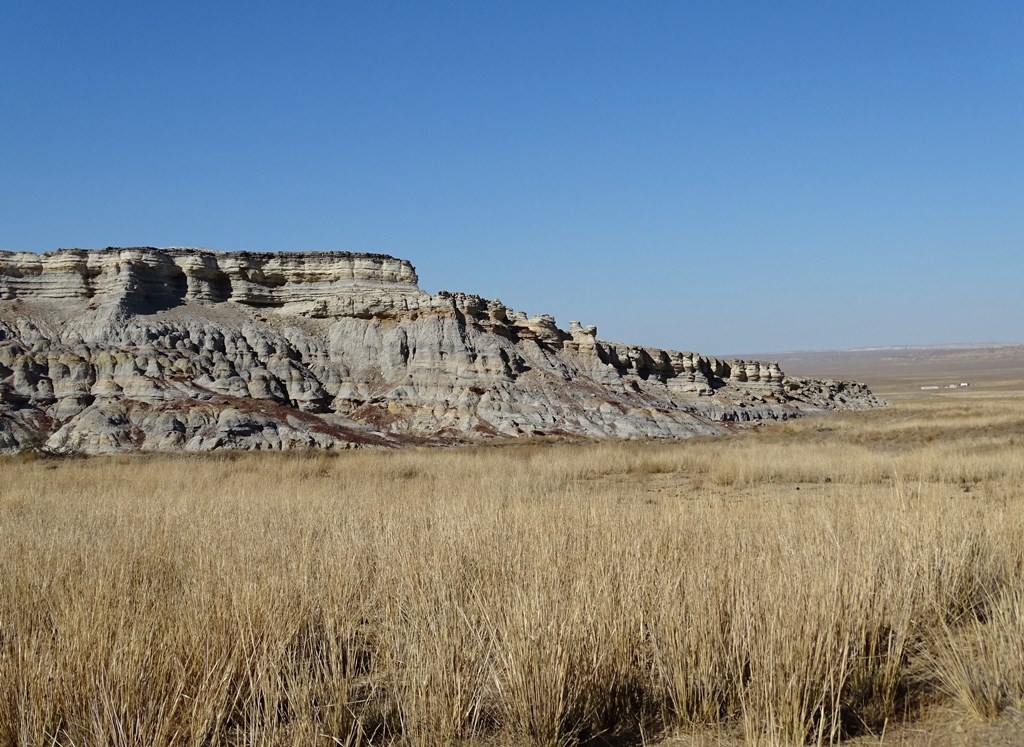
[2,360,1023,746]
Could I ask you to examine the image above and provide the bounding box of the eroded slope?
[0,247,882,453]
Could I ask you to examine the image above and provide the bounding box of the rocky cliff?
[0,247,883,453]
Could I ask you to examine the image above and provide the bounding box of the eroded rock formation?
[0,247,883,453]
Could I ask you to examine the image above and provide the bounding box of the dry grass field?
[2,391,1024,745]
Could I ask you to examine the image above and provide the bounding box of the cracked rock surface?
[0,247,884,453]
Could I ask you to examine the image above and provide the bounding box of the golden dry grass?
[1,392,1023,746]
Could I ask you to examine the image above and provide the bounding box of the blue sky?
[2,2,1022,353]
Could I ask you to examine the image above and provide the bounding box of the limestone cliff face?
[0,247,883,453]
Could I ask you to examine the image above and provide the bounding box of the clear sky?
[2,2,1022,354]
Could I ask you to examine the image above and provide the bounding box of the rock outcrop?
[0,247,883,453]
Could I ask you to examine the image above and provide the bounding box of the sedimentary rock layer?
[0,247,883,453]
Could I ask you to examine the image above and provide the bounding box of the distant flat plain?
[757,344,1024,398]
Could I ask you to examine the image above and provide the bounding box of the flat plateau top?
[0,247,407,263]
